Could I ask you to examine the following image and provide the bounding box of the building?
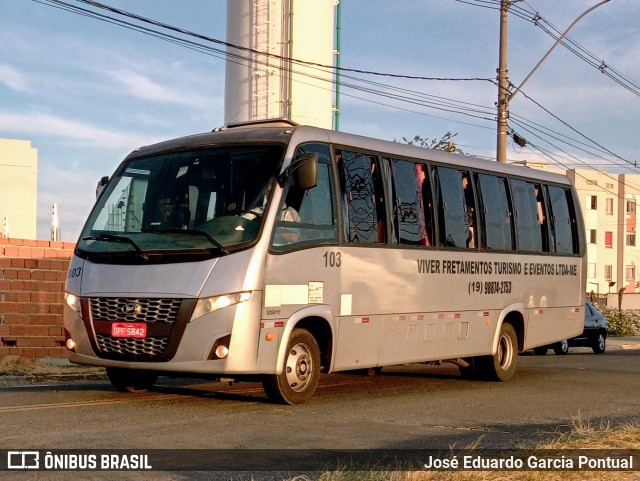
[566,169,640,296]
[224,0,335,129]
[0,139,38,240]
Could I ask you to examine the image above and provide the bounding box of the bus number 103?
[323,251,342,268]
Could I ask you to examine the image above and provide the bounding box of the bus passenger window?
[476,173,514,251]
[433,166,476,249]
[337,149,386,244]
[534,183,550,252]
[546,185,579,254]
[385,158,433,246]
[511,179,544,252]
[462,173,477,248]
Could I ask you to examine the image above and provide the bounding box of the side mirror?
[293,153,318,191]
[96,176,109,199]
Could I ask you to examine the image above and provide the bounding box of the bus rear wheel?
[106,367,157,392]
[262,329,320,405]
[477,323,518,381]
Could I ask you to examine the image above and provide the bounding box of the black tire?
[553,340,569,355]
[106,367,157,392]
[476,323,518,381]
[533,346,548,356]
[592,332,606,354]
[262,329,321,405]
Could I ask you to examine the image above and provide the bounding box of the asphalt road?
[1,339,639,479]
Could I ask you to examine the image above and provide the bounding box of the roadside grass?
[289,419,640,481]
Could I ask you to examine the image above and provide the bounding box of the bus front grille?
[89,297,182,323]
[84,297,196,362]
[96,335,169,357]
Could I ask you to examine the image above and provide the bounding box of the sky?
[1,0,639,241]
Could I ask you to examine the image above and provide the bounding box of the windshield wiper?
[82,233,149,261]
[143,228,229,255]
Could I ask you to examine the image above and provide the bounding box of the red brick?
[11,325,52,336]
[3,313,29,324]
[55,250,72,259]
[37,259,52,270]
[17,246,32,258]
[5,292,30,303]
[24,259,38,269]
[48,326,64,337]
[0,347,11,357]
[8,348,23,357]
[0,279,10,290]
[30,292,59,303]
[10,280,25,291]
[0,325,11,336]
[30,270,44,280]
[0,302,23,313]
[21,348,36,359]
[10,258,25,268]
[17,269,31,280]
[42,270,60,282]
[3,245,19,257]
[47,347,67,358]
[8,238,25,246]
[2,269,18,280]
[0,258,12,268]
[36,240,50,247]
[51,259,68,271]
[30,247,46,258]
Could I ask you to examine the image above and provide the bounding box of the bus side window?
[337,149,386,244]
[432,166,476,249]
[546,184,579,254]
[385,157,433,246]
[270,143,337,251]
[476,173,514,251]
[511,179,547,252]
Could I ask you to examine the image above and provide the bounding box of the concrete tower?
[224,0,335,129]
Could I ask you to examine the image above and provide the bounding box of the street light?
[496,0,611,163]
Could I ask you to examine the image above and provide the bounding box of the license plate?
[111,322,147,338]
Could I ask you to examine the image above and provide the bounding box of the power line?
[33,0,634,173]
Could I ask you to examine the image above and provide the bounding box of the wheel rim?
[560,340,568,352]
[284,342,314,393]
[597,335,605,351]
[498,333,514,370]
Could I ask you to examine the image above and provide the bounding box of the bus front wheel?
[262,329,320,405]
[477,323,518,382]
[106,367,157,392]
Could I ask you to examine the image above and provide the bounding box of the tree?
[399,132,464,154]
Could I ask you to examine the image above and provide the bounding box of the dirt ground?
[0,355,105,383]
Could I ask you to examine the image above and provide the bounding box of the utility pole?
[495,0,610,164]
[496,0,509,163]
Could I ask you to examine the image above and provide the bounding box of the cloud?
[0,111,158,149]
[0,64,30,92]
[108,69,216,109]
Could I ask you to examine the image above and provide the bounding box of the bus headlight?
[64,292,82,319]
[191,292,252,321]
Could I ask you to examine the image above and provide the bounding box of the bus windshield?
[76,144,284,261]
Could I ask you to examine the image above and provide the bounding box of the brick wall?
[0,235,75,359]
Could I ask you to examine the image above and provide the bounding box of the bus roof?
[126,121,572,186]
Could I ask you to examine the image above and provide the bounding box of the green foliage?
[597,304,640,336]
[399,132,465,154]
